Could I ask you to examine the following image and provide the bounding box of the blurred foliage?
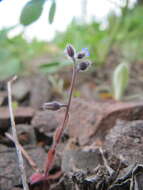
[20,0,56,26]
[112,6,143,62]
[20,0,45,26]
[19,0,143,66]
[39,61,70,74]
[0,27,49,80]
[53,20,109,64]
[53,5,143,65]
[0,3,143,81]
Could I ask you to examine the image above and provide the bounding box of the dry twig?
[7,76,29,190]
[5,132,39,172]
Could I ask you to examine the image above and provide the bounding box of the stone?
[104,120,143,165]
[12,77,31,101]
[0,91,7,106]
[32,111,58,133]
[0,107,35,133]
[30,74,52,109]
[32,110,59,145]
[61,139,103,172]
[0,147,46,190]
[16,124,36,146]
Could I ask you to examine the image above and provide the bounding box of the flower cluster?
[66,44,92,72]
[43,44,92,112]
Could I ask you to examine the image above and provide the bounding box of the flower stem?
[44,61,77,177]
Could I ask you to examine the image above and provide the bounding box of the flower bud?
[66,44,75,58]
[77,61,91,71]
[42,101,67,111]
[42,102,60,111]
[77,52,86,59]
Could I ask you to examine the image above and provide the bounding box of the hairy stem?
[44,61,77,177]
[55,61,77,144]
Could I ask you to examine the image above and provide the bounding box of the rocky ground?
[1,61,143,190]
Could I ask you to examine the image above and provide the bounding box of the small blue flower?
[82,48,90,57]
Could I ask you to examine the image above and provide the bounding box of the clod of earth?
[12,77,31,101]
[62,143,103,172]
[0,147,46,190]
[0,107,35,134]
[104,120,143,168]
[32,110,59,146]
[30,74,52,109]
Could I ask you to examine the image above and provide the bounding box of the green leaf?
[20,0,45,26]
[39,61,69,73]
[0,59,21,80]
[40,62,61,68]
[48,0,56,24]
[39,62,62,73]
[113,62,129,100]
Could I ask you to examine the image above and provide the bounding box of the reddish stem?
[44,61,77,177]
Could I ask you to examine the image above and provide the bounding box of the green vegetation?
[0,27,49,80]
[53,6,143,65]
[1,2,143,101]
[53,20,108,64]
[114,6,143,62]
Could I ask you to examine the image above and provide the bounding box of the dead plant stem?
[7,76,29,190]
[6,132,39,172]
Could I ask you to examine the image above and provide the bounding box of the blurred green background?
[0,0,143,100]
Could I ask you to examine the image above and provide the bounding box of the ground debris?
[60,164,143,190]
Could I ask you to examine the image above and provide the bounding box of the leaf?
[0,59,21,80]
[40,62,60,68]
[30,172,45,185]
[44,148,55,176]
[48,0,56,24]
[20,0,45,26]
[39,61,69,73]
[39,62,61,73]
[113,62,129,100]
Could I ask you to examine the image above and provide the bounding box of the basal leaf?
[113,63,129,100]
[39,61,69,73]
[20,0,45,26]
